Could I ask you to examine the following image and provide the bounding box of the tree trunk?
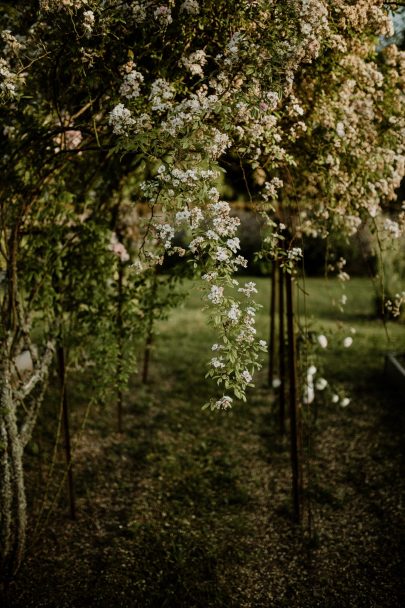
[117,264,124,433]
[0,358,26,583]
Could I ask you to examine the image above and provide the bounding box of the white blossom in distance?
[315,377,328,391]
[317,334,328,348]
[109,233,130,262]
[340,397,350,407]
[303,379,315,404]
[343,337,353,348]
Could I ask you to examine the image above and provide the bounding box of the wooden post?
[57,345,76,520]
[278,264,286,435]
[117,263,124,433]
[141,331,153,385]
[285,270,303,524]
[268,262,277,387]
[142,273,158,385]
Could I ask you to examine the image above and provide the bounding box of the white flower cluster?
[383,218,402,239]
[108,103,135,136]
[207,285,224,304]
[181,50,207,78]
[1,30,24,55]
[263,177,283,200]
[149,78,175,112]
[228,303,241,322]
[241,370,252,383]
[0,58,19,98]
[303,365,328,404]
[333,394,350,407]
[287,247,303,261]
[120,68,144,100]
[156,223,175,249]
[83,10,95,36]
[132,1,147,22]
[211,357,225,369]
[180,0,200,15]
[238,281,258,297]
[385,292,405,318]
[213,395,233,411]
[206,129,231,159]
[159,89,219,136]
[154,6,172,26]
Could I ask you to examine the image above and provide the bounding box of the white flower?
[340,397,350,408]
[272,377,281,388]
[303,382,315,404]
[287,247,303,261]
[383,218,401,239]
[175,209,190,223]
[332,394,339,404]
[241,370,252,383]
[189,236,204,252]
[214,395,232,410]
[120,69,144,99]
[315,378,327,391]
[215,247,231,262]
[226,237,240,253]
[228,304,241,322]
[343,337,353,348]
[336,121,345,138]
[211,357,225,369]
[317,334,328,349]
[156,223,175,249]
[259,340,267,348]
[211,343,221,351]
[83,10,95,35]
[207,285,224,305]
[238,281,257,297]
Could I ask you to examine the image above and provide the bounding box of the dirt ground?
[6,362,405,608]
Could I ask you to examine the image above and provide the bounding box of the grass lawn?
[10,277,405,608]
